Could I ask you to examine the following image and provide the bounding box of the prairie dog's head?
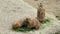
[26,18,32,23]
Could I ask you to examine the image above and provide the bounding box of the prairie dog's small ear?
[25,18,28,21]
[37,3,43,9]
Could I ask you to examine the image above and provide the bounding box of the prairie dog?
[26,18,40,30]
[12,18,26,29]
[37,3,45,23]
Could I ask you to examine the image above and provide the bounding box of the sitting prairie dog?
[26,18,40,30]
[12,18,26,29]
[12,17,40,30]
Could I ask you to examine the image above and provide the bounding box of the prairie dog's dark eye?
[31,27,36,29]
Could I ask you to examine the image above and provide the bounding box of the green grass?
[13,17,52,32]
[15,27,30,32]
[13,26,36,32]
[41,17,52,29]
[44,17,52,23]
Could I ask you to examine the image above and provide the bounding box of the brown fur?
[12,18,40,30]
[12,18,26,29]
[26,18,40,30]
[37,3,45,23]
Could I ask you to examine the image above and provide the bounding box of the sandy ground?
[0,0,39,34]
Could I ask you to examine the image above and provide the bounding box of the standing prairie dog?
[37,3,45,23]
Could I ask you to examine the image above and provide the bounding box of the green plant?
[13,26,36,32]
[15,27,30,32]
[44,17,52,23]
[40,17,52,29]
